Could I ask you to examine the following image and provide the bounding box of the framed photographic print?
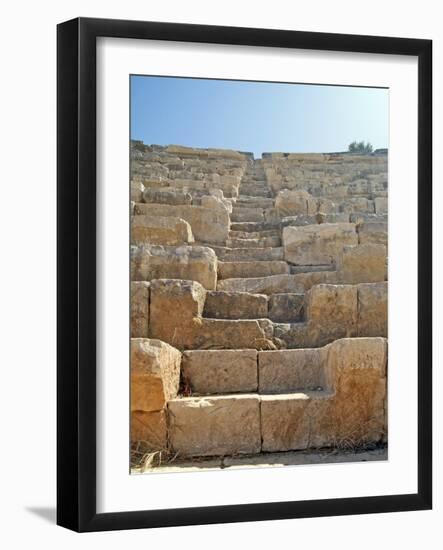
[57,17,432,532]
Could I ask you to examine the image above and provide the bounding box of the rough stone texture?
[358,282,388,337]
[305,284,358,345]
[131,244,217,289]
[131,281,150,337]
[131,410,167,448]
[259,348,328,392]
[203,290,268,319]
[275,189,316,216]
[337,244,387,284]
[149,279,274,350]
[131,338,181,412]
[217,274,305,295]
[323,337,387,445]
[283,223,358,266]
[134,203,230,244]
[261,392,332,452]
[149,279,207,348]
[375,197,388,214]
[130,144,389,457]
[182,350,258,394]
[131,181,144,202]
[261,337,387,451]
[218,260,289,279]
[131,215,194,246]
[142,187,192,205]
[168,394,261,456]
[268,293,304,322]
[357,222,388,247]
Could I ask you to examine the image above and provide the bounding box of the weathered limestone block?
[268,293,304,322]
[337,244,387,284]
[358,282,388,337]
[139,177,169,189]
[131,410,167,448]
[317,212,349,224]
[201,194,232,214]
[182,350,258,394]
[131,215,194,246]
[168,394,261,456]
[131,281,150,337]
[231,207,264,223]
[339,197,374,214]
[131,245,217,289]
[130,338,181,412]
[142,187,192,205]
[375,197,388,214]
[217,274,305,295]
[191,318,275,351]
[357,222,388,247]
[203,290,268,319]
[323,337,387,445]
[261,337,387,451]
[305,284,358,346]
[131,181,144,202]
[283,223,358,265]
[217,271,337,295]
[307,284,356,325]
[149,279,207,348]
[259,347,328,392]
[275,189,315,216]
[134,203,229,244]
[261,392,332,452]
[218,261,289,279]
[149,279,274,350]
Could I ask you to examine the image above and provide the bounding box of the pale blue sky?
[131,75,388,158]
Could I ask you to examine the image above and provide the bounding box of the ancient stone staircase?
[130,142,388,460]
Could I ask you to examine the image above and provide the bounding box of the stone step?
[203,290,269,319]
[239,187,271,198]
[231,207,264,223]
[182,349,258,394]
[229,229,281,240]
[168,394,262,456]
[217,274,306,295]
[236,196,274,208]
[289,264,335,275]
[260,390,334,452]
[268,293,305,322]
[227,236,282,248]
[258,348,327,393]
[218,260,290,279]
[231,221,282,232]
[167,390,334,456]
[207,245,285,262]
[217,271,338,296]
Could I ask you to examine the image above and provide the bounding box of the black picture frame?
[57,17,432,532]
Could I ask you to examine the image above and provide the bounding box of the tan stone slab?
[218,261,289,279]
[357,282,388,337]
[131,281,150,338]
[283,223,358,265]
[182,349,258,394]
[338,243,386,284]
[259,348,328,393]
[131,338,181,412]
[168,394,261,456]
[261,391,333,452]
[134,203,229,244]
[131,215,194,246]
[203,290,268,320]
[131,244,217,290]
[131,410,167,449]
